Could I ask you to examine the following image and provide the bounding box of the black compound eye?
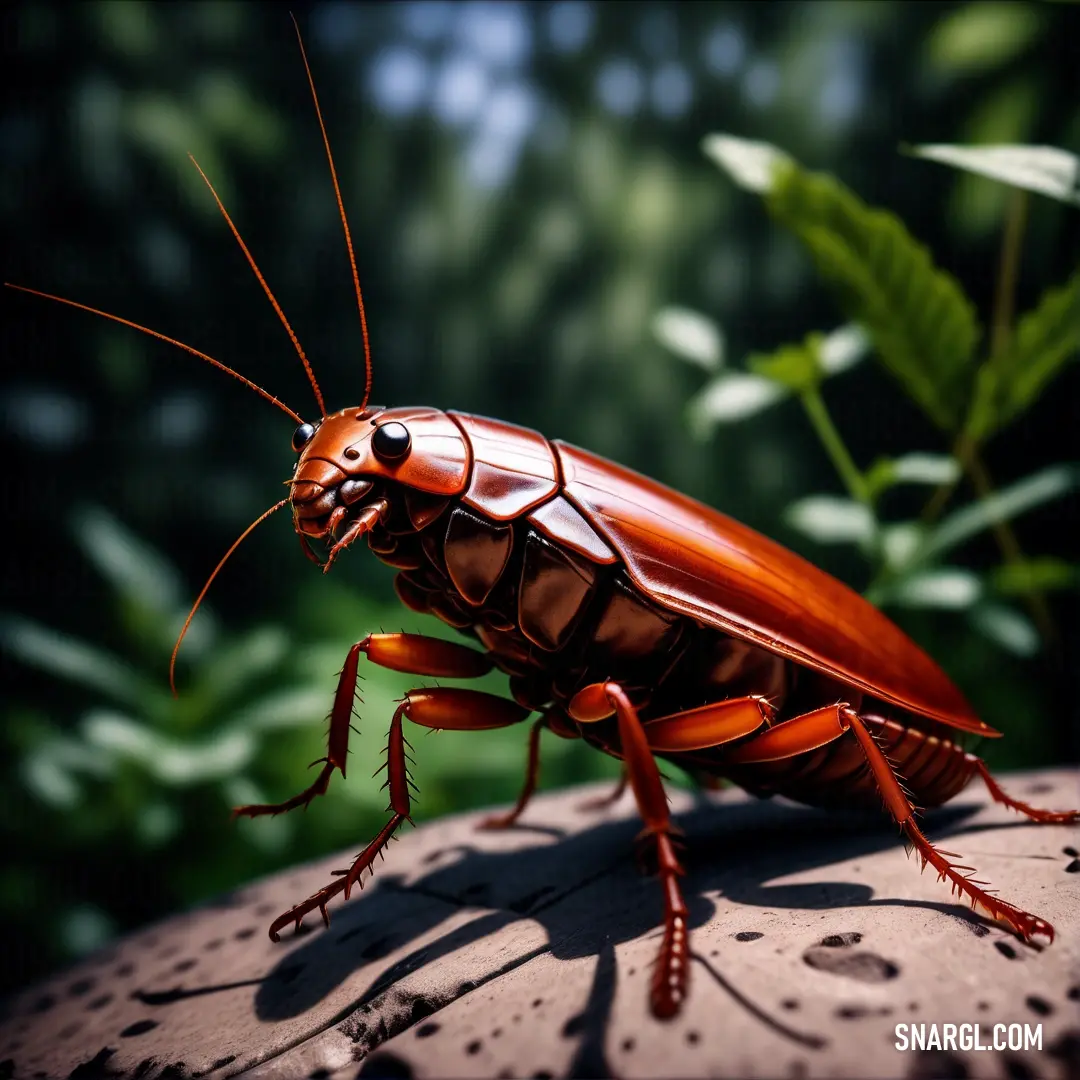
[291,423,316,453]
[372,421,411,461]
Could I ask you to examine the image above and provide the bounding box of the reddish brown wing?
[555,442,998,736]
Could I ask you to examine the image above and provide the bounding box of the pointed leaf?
[702,134,792,194]
[922,464,1080,561]
[766,162,981,429]
[653,307,724,371]
[866,453,962,499]
[818,323,871,375]
[784,495,877,545]
[966,268,1080,441]
[687,373,787,434]
[908,144,1080,206]
[891,453,963,486]
[885,568,983,610]
[743,324,869,395]
[968,602,1040,657]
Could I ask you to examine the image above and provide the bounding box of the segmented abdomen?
[370,411,978,814]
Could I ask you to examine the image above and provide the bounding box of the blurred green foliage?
[665,134,1079,677]
[2,1,1078,997]
[1,508,617,992]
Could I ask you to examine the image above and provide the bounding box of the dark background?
[2,0,1078,998]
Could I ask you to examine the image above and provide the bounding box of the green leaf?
[990,557,1078,596]
[732,322,870,395]
[818,323,871,375]
[784,495,877,545]
[20,754,82,810]
[193,626,290,709]
[0,615,157,709]
[653,307,724,371]
[70,505,217,662]
[908,144,1080,207]
[702,135,793,194]
[968,603,1040,657]
[765,161,981,430]
[684,321,869,437]
[865,453,961,500]
[925,3,1044,77]
[228,687,331,733]
[946,81,1041,238]
[687,373,787,434]
[71,506,182,619]
[81,710,255,785]
[748,335,824,392]
[882,567,984,610]
[966,268,1080,441]
[876,521,925,575]
[922,464,1080,561]
[127,93,232,222]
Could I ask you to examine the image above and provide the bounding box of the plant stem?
[920,432,973,523]
[799,386,870,506]
[920,189,1029,526]
[917,188,1053,643]
[989,189,1028,362]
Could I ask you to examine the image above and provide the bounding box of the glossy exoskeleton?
[10,20,1076,1021]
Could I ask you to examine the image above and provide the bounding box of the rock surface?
[1,768,1077,1080]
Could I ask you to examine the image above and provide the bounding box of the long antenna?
[188,154,327,418]
[4,284,304,425]
[291,12,373,408]
[169,497,290,695]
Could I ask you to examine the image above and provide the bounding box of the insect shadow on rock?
[7,16,1077,1022]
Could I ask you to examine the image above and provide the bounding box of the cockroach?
[9,20,1077,1020]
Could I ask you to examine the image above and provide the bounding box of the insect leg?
[477,699,613,825]
[265,686,530,941]
[578,767,628,811]
[234,633,493,818]
[843,710,1058,944]
[720,703,847,764]
[641,694,775,751]
[969,756,1079,824]
[478,715,547,830]
[569,680,691,1020]
[721,705,1061,942]
[577,694,778,813]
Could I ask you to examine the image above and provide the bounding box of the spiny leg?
[843,711,1059,942]
[562,688,779,1017]
[970,756,1079,824]
[564,686,685,1017]
[579,692,778,813]
[266,686,532,939]
[722,703,1063,942]
[233,632,493,818]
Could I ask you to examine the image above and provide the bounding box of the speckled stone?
[1,768,1077,1079]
